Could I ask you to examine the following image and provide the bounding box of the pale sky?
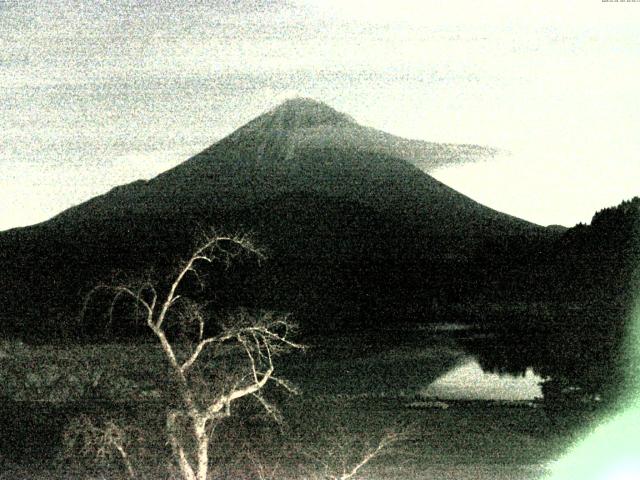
[1,0,639,230]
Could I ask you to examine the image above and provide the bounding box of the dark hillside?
[466,197,640,403]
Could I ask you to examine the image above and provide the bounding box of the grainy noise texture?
[1,1,639,479]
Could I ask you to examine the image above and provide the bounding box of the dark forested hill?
[465,197,640,402]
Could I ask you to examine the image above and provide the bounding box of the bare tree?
[304,430,408,480]
[62,414,142,480]
[83,233,304,480]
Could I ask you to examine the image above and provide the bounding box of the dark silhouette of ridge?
[465,197,640,403]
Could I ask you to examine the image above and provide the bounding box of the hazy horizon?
[2,0,639,230]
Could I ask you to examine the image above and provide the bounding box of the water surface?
[421,357,544,401]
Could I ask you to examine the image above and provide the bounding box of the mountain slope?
[0,98,550,339]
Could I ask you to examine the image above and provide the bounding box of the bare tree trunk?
[167,411,197,480]
[194,415,210,480]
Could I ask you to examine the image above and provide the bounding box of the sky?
[1,0,639,230]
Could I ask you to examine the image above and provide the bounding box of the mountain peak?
[259,97,356,130]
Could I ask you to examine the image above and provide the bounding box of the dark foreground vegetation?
[0,394,594,479]
[0,329,611,480]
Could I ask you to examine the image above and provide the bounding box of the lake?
[283,329,546,400]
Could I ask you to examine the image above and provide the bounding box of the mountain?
[49,98,504,230]
[0,98,553,339]
[44,99,536,253]
[221,97,499,171]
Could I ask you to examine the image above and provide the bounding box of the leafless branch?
[63,415,139,480]
[269,375,300,395]
[248,454,281,480]
[251,392,283,423]
[180,337,217,374]
[304,429,409,480]
[330,432,400,480]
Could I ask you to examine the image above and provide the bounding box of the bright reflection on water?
[420,357,544,401]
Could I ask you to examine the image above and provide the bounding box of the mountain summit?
[216,97,497,172]
[253,97,356,130]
